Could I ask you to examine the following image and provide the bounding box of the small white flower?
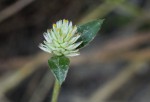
[39,19,82,57]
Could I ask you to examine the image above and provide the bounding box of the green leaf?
[77,19,104,48]
[48,55,70,85]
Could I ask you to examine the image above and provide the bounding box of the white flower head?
[39,19,82,57]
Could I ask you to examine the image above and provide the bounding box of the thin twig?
[0,53,49,95]
[1,32,150,69]
[88,56,150,102]
[0,0,35,23]
[0,32,149,98]
[29,71,54,102]
[0,0,149,100]
[78,0,125,24]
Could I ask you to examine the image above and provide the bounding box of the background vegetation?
[0,0,150,102]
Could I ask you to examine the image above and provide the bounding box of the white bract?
[39,19,82,57]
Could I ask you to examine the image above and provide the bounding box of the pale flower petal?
[66,52,80,57]
[66,41,82,50]
[39,43,51,53]
[69,35,80,44]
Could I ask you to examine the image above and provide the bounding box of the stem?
[51,80,61,102]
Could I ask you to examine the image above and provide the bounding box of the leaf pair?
[48,19,104,85]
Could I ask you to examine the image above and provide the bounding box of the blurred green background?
[0,0,150,102]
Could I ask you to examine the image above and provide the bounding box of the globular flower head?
[39,19,82,57]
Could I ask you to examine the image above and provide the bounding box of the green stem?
[51,80,61,102]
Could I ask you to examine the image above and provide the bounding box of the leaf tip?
[97,18,105,24]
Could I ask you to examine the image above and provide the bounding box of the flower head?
[39,19,82,57]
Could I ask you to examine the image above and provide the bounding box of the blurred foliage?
[0,0,149,102]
